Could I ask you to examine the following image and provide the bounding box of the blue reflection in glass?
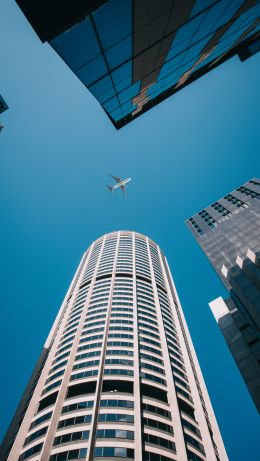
[159,54,185,79]
[76,55,107,86]
[103,96,120,112]
[122,103,137,116]
[191,0,216,17]
[93,0,132,50]
[117,82,141,105]
[106,36,132,70]
[50,17,100,71]
[112,62,132,92]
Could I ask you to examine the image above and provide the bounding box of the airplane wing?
[109,174,122,183]
[120,185,126,196]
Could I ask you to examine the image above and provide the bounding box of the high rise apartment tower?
[1,231,228,461]
[187,178,260,412]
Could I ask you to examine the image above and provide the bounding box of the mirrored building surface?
[16,0,260,128]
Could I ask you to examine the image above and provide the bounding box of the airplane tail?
[107,185,113,193]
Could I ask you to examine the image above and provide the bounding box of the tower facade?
[16,0,260,128]
[1,231,228,461]
[186,178,260,412]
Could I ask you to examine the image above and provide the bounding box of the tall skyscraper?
[1,231,228,461]
[186,178,260,412]
[16,0,260,128]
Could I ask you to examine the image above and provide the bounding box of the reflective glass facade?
[16,0,260,128]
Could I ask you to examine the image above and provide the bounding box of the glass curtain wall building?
[186,178,260,412]
[16,0,260,128]
[1,231,228,461]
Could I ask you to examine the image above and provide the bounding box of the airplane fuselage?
[113,177,131,190]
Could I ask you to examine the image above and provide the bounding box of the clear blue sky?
[1,1,260,459]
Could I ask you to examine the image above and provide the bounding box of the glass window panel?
[170,12,206,54]
[112,61,132,92]
[106,36,132,69]
[89,75,115,102]
[77,55,108,86]
[103,96,120,112]
[93,0,132,50]
[114,447,127,456]
[184,33,214,61]
[191,0,217,17]
[118,82,140,104]
[114,76,132,92]
[122,104,137,116]
[159,54,185,78]
[214,0,245,29]
[50,17,100,71]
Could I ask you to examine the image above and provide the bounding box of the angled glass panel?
[50,17,100,71]
[117,82,141,105]
[106,35,132,70]
[76,55,107,86]
[89,75,115,103]
[93,0,132,50]
[191,0,217,17]
[112,62,132,92]
[183,33,214,62]
[103,96,120,112]
[214,0,247,29]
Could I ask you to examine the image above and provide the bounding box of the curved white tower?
[1,231,228,461]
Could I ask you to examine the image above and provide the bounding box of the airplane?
[107,174,132,196]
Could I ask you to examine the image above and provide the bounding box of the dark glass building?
[186,178,260,412]
[16,0,260,128]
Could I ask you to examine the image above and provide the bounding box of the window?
[142,417,173,434]
[29,411,52,430]
[107,349,133,356]
[96,429,134,439]
[182,419,201,438]
[141,362,165,375]
[58,414,92,428]
[18,443,43,461]
[100,399,134,409]
[237,185,260,198]
[143,433,176,451]
[104,369,133,376]
[105,358,133,366]
[71,370,99,381]
[73,359,100,370]
[62,401,94,414]
[224,194,247,208]
[49,448,87,461]
[98,413,134,423]
[93,447,134,458]
[142,403,171,419]
[189,217,203,235]
[141,372,166,385]
[24,426,48,446]
[42,380,62,395]
[77,341,102,352]
[144,452,173,461]
[185,434,205,454]
[53,430,89,446]
[198,210,216,228]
